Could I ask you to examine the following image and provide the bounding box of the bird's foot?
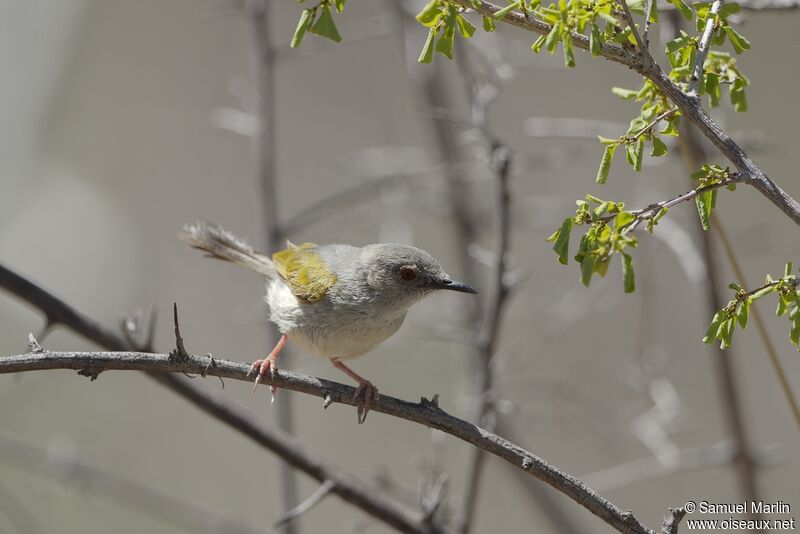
[353,380,379,425]
[247,333,288,403]
[247,356,278,402]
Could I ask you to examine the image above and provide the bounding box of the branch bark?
[1,347,668,534]
[450,0,800,226]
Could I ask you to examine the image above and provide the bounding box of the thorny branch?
[450,0,800,226]
[1,347,684,534]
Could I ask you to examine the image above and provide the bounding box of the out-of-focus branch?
[1,347,675,534]
[250,2,299,529]
[0,431,266,534]
[0,263,430,534]
[453,43,514,534]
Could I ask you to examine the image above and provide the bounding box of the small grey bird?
[179,221,477,423]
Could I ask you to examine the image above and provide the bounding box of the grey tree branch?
[1,346,682,534]
[688,0,723,96]
[450,0,800,226]
[0,263,429,534]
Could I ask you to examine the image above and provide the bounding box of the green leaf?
[596,143,617,184]
[545,22,561,53]
[456,14,476,38]
[705,72,721,107]
[695,189,713,230]
[416,0,442,26]
[531,35,546,52]
[665,35,692,54]
[785,261,794,276]
[418,27,437,63]
[581,253,595,286]
[435,23,455,59]
[632,138,644,172]
[563,33,575,67]
[310,4,342,43]
[590,24,602,56]
[736,298,750,329]
[703,312,724,344]
[667,0,694,18]
[622,252,635,293]
[777,295,788,316]
[611,87,639,99]
[482,15,496,32]
[724,26,750,54]
[493,1,521,20]
[290,9,314,48]
[550,218,574,265]
[730,78,748,112]
[719,2,741,17]
[791,313,800,346]
[615,211,636,229]
[720,317,735,349]
[651,136,668,157]
[333,0,346,13]
[660,117,680,136]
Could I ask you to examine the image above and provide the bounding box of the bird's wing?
[272,242,337,302]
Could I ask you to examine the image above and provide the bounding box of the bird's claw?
[353,381,379,424]
[247,356,278,403]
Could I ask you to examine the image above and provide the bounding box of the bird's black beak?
[433,278,479,294]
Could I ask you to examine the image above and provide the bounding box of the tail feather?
[179,221,276,278]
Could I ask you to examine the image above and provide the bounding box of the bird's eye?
[399,266,418,281]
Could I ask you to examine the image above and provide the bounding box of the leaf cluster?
[705,263,800,350]
[547,195,646,292]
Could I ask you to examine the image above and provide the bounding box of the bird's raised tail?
[179,221,276,278]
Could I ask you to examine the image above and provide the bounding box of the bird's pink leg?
[331,359,380,424]
[247,333,288,402]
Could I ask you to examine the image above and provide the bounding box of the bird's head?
[357,244,478,309]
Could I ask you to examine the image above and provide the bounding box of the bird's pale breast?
[265,278,406,360]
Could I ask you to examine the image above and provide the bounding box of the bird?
[179,221,478,423]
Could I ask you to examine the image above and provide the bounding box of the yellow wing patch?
[272,242,337,302]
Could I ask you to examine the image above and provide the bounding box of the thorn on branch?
[202,353,224,388]
[27,333,44,353]
[322,394,333,409]
[272,479,336,530]
[77,368,101,381]
[521,457,534,471]
[170,302,190,363]
[420,394,441,411]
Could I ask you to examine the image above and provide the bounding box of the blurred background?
[1,0,799,532]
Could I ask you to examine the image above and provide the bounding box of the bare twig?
[688,0,723,97]
[273,480,336,530]
[616,175,742,235]
[451,0,800,226]
[616,0,652,67]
